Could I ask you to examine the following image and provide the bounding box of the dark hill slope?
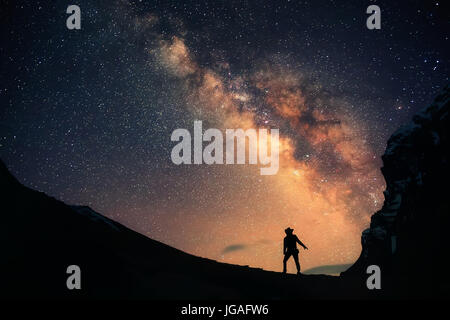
[0,159,352,299]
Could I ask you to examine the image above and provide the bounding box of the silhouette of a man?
[283,227,308,274]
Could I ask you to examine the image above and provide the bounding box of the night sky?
[1,0,448,273]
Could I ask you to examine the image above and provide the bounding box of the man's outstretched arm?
[296,236,308,250]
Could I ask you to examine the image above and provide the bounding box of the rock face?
[344,86,450,298]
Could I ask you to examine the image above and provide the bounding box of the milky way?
[1,0,448,273]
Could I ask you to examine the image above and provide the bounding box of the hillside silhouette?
[0,158,354,299]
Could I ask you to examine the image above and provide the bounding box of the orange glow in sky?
[110,27,386,274]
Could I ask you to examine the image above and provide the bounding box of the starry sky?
[1,0,448,273]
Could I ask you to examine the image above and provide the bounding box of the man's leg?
[293,253,300,274]
[283,253,291,273]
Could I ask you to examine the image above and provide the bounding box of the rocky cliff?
[343,86,450,298]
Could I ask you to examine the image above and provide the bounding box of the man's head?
[285,227,294,235]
